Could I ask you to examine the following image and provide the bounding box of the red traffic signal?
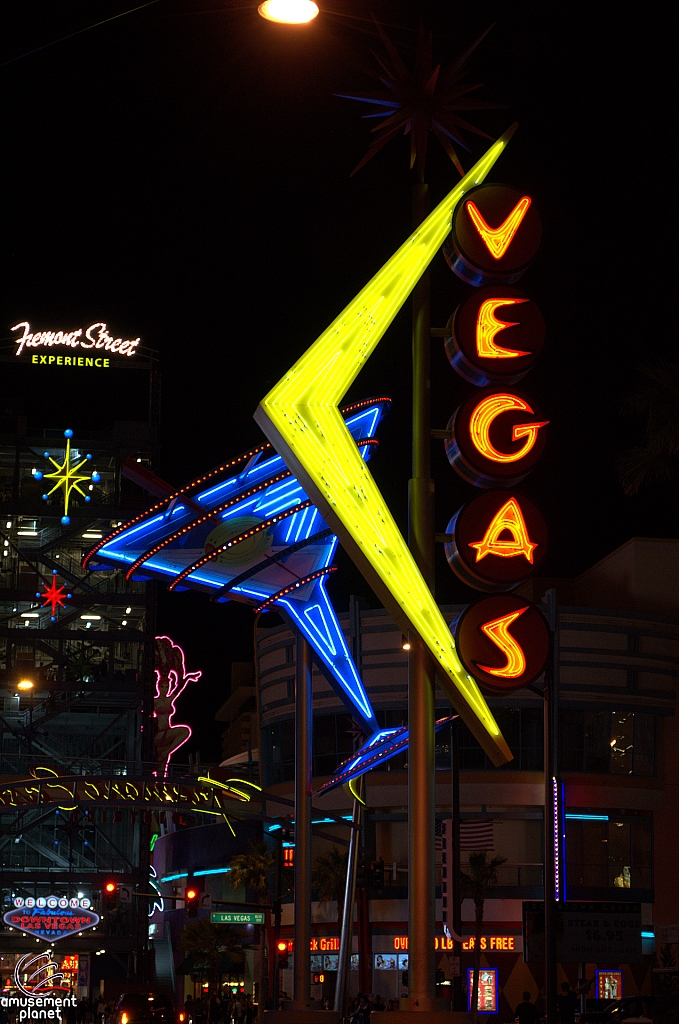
[185,883,201,917]
[185,888,198,901]
[105,882,117,894]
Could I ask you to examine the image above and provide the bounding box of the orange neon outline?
[469,498,537,564]
[476,607,528,678]
[468,393,548,464]
[476,298,530,358]
[465,196,531,260]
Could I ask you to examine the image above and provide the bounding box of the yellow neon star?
[255,127,518,765]
[41,432,93,523]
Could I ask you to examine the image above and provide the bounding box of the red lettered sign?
[445,490,548,591]
[445,286,545,387]
[455,594,550,694]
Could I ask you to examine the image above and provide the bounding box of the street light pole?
[292,633,313,1012]
[406,181,439,1012]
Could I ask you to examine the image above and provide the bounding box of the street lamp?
[258,0,319,25]
[17,679,34,691]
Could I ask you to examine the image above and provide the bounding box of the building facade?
[254,538,678,1015]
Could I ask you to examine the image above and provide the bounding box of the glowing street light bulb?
[258,0,319,24]
[17,680,34,691]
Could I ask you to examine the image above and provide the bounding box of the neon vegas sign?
[11,322,140,360]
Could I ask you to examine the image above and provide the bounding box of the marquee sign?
[11,321,140,363]
[454,594,550,694]
[4,896,99,942]
[445,287,544,387]
[443,175,550,695]
[444,184,542,286]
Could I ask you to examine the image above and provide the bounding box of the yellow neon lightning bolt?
[255,127,518,766]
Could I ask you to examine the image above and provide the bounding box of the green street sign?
[211,911,264,925]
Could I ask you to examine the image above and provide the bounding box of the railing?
[0,751,229,782]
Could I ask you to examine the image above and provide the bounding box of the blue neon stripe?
[160,872,188,882]
[565,814,609,821]
[194,867,232,876]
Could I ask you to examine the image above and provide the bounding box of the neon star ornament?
[37,570,72,621]
[34,429,100,525]
[255,130,519,766]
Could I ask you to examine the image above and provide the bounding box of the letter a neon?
[465,196,531,260]
[476,607,528,678]
[469,498,537,563]
[476,298,530,358]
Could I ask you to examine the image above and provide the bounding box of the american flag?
[460,820,494,851]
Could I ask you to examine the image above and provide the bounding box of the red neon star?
[41,576,68,618]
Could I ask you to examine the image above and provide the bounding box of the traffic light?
[401,971,408,988]
[369,859,384,892]
[435,969,445,986]
[276,940,289,969]
[312,973,325,985]
[184,883,201,918]
[104,881,117,911]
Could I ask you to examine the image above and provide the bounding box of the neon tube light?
[469,497,537,563]
[468,394,548,463]
[160,872,188,882]
[255,129,518,766]
[465,196,531,260]
[476,298,529,358]
[194,867,233,876]
[477,607,528,678]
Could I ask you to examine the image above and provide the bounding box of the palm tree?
[179,920,243,990]
[618,361,679,494]
[313,846,348,923]
[230,843,274,1022]
[461,851,507,1021]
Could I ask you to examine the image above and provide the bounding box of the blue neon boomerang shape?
[316,716,457,796]
[84,400,390,735]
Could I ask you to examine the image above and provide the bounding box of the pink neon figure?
[153,636,201,775]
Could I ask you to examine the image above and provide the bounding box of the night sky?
[3,1,674,761]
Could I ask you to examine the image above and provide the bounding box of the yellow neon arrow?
[255,127,518,765]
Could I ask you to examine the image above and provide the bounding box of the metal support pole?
[451,720,463,1011]
[334,786,362,1015]
[272,833,282,1012]
[406,181,438,1012]
[543,590,558,1024]
[293,634,313,1010]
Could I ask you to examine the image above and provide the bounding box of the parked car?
[578,996,654,1024]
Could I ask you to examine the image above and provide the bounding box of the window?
[264,712,354,785]
[457,708,543,770]
[560,710,656,776]
[566,815,652,893]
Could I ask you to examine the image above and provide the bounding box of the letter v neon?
[255,126,519,766]
[465,195,531,260]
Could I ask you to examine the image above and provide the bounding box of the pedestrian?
[515,992,540,1024]
[557,980,591,1024]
